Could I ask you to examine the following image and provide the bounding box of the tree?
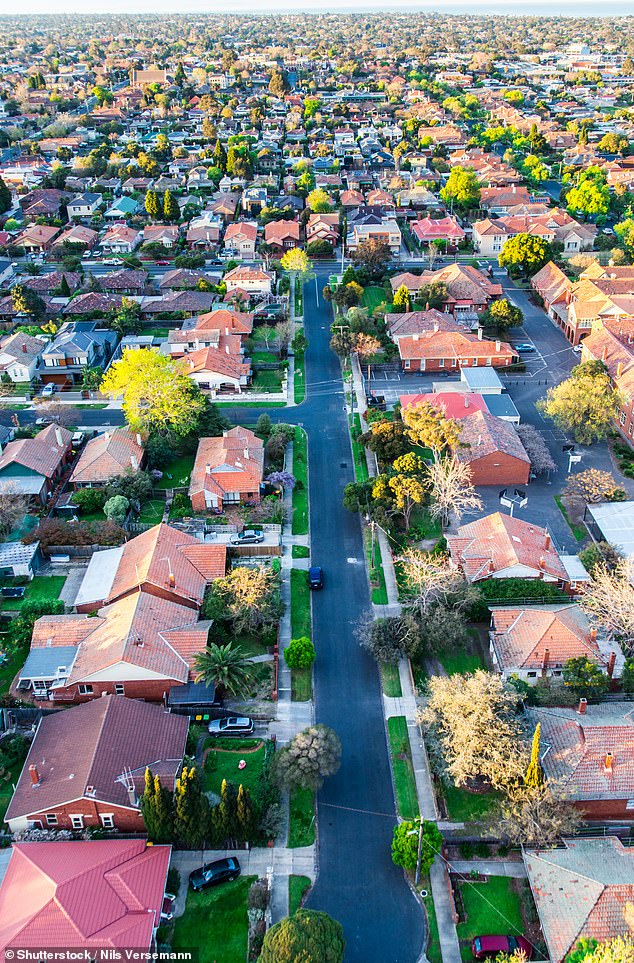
[103,494,129,524]
[580,559,634,654]
[356,613,421,663]
[101,348,205,437]
[402,402,461,457]
[515,424,556,476]
[427,455,483,528]
[163,188,179,222]
[203,565,282,634]
[420,670,527,789]
[145,188,160,220]
[391,819,442,873]
[492,782,582,849]
[259,910,345,963]
[499,234,552,277]
[563,656,610,698]
[173,765,208,849]
[272,724,342,793]
[284,636,316,669]
[481,298,523,332]
[538,362,622,445]
[439,167,481,211]
[350,239,392,279]
[140,769,174,842]
[0,176,11,214]
[525,724,544,789]
[393,284,411,311]
[194,642,256,698]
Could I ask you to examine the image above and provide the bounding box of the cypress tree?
[525,723,544,788]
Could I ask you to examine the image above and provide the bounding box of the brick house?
[70,428,145,488]
[5,695,188,833]
[454,409,531,486]
[189,427,264,513]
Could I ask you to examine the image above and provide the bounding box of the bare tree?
[515,424,556,476]
[419,670,528,790]
[491,782,582,849]
[579,558,634,654]
[427,456,483,528]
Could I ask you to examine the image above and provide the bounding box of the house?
[74,522,226,613]
[67,192,102,220]
[189,427,264,513]
[489,604,623,683]
[454,409,531,486]
[524,837,634,962]
[40,321,117,387]
[5,695,188,834]
[223,265,273,296]
[70,428,145,488]
[0,425,72,504]
[223,221,258,258]
[264,219,300,253]
[15,224,61,253]
[306,213,340,245]
[346,216,401,255]
[0,840,170,955]
[447,512,581,587]
[411,216,466,247]
[0,332,46,383]
[100,225,143,254]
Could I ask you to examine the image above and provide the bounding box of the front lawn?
[0,576,66,612]
[288,786,315,847]
[289,875,311,915]
[154,453,195,490]
[387,716,419,820]
[292,427,308,535]
[202,739,268,796]
[171,876,256,963]
[456,876,524,962]
[443,783,500,823]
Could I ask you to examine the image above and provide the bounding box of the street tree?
[272,724,342,793]
[356,613,421,664]
[537,362,622,445]
[420,670,527,789]
[100,348,205,437]
[499,233,552,276]
[402,402,461,457]
[391,819,443,873]
[259,910,345,963]
[525,725,544,789]
[194,643,256,699]
[580,559,634,654]
[427,455,483,528]
[439,167,481,211]
[515,424,557,476]
[492,782,581,849]
[350,238,393,278]
[480,298,523,332]
[203,564,282,635]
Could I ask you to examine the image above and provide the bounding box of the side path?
[351,356,463,963]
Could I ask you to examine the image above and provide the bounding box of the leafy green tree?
[272,725,342,793]
[391,819,443,873]
[194,643,255,699]
[163,188,179,222]
[284,636,316,669]
[499,234,553,277]
[563,657,609,698]
[538,361,622,444]
[173,765,208,848]
[259,910,345,963]
[440,167,481,211]
[145,189,160,220]
[481,298,523,332]
[525,724,544,788]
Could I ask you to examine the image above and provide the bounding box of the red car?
[472,936,532,960]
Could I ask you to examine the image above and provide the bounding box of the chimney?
[604,752,614,773]
[478,327,483,340]
[590,627,597,642]
[578,697,588,715]
[205,463,211,475]
[29,764,40,787]
[617,361,624,378]
[542,647,550,670]
[544,532,551,550]
[22,342,27,353]
[136,433,142,447]
[130,454,138,471]
[607,650,617,678]
[55,426,63,447]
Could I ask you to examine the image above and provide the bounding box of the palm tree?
[194,643,256,700]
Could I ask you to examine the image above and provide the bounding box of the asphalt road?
[299,274,423,962]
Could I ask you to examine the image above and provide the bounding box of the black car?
[309,566,324,590]
[189,857,241,891]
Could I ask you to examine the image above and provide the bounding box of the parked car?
[472,936,532,960]
[208,716,254,736]
[231,529,264,545]
[189,857,241,892]
[513,343,535,354]
[309,566,324,590]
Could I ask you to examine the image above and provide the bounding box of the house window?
[114,683,125,696]
[100,814,115,829]
[78,684,93,695]
[70,815,84,829]
[46,813,58,826]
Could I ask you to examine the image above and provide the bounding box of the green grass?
[294,349,306,405]
[456,876,524,961]
[422,876,442,963]
[554,495,587,541]
[443,783,500,823]
[289,875,312,916]
[202,740,267,796]
[138,499,165,524]
[171,876,256,963]
[292,426,308,535]
[387,716,419,820]
[0,576,66,612]
[292,544,310,559]
[349,413,369,483]
[154,453,195,489]
[288,786,315,847]
[362,285,387,315]
[380,662,402,697]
